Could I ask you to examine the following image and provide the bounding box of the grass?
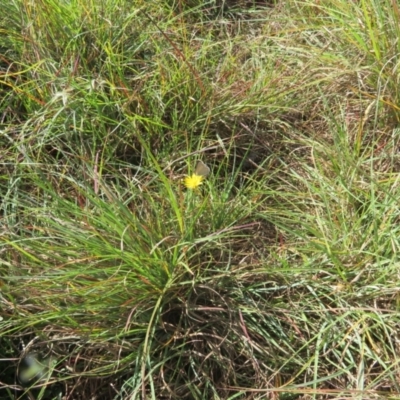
[1,0,400,399]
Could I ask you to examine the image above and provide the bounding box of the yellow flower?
[184,173,204,189]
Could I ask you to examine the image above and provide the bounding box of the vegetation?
[1,0,400,398]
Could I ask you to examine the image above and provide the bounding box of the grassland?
[1,0,400,399]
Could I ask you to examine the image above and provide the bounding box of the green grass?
[1,0,400,399]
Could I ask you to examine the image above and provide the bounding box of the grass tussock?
[1,0,400,399]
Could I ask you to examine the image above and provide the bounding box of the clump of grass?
[2,0,400,399]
